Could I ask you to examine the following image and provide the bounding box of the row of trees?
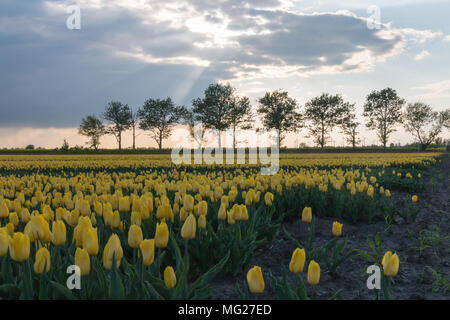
[79,84,450,151]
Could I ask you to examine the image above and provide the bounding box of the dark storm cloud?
[0,0,409,127]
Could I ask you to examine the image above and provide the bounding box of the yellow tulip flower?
[289,248,305,273]
[246,266,264,293]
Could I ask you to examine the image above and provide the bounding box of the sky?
[0,0,449,149]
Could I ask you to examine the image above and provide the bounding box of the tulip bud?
[246,266,264,293]
[218,204,226,220]
[183,195,194,212]
[34,247,51,274]
[164,266,177,289]
[118,196,130,213]
[289,248,305,273]
[301,207,312,223]
[9,212,19,227]
[79,199,91,216]
[264,192,274,206]
[332,221,343,237]
[0,228,9,257]
[83,227,99,255]
[0,200,10,218]
[227,209,235,225]
[111,210,121,229]
[131,210,142,226]
[198,200,208,216]
[307,260,320,285]
[103,234,123,270]
[155,220,169,248]
[128,224,143,249]
[198,214,206,229]
[181,214,196,239]
[94,201,103,216]
[9,232,30,262]
[51,220,66,246]
[412,195,418,203]
[31,215,52,243]
[75,247,90,276]
[239,205,249,221]
[73,216,92,247]
[220,195,229,209]
[139,239,155,266]
[382,251,399,277]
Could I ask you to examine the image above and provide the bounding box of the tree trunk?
[233,125,236,150]
[277,130,281,149]
[118,132,122,150]
[218,130,222,149]
[321,126,325,149]
[159,133,163,150]
[132,125,136,150]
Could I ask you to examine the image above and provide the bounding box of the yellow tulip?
[155,220,169,248]
[30,215,52,243]
[412,195,418,203]
[227,209,235,225]
[128,224,143,248]
[9,233,31,262]
[140,204,150,220]
[83,227,99,255]
[307,260,320,285]
[51,220,66,246]
[164,266,177,289]
[332,221,343,237]
[198,214,207,229]
[79,199,91,216]
[156,204,173,221]
[179,207,188,222]
[103,234,123,270]
[289,248,305,273]
[382,251,399,276]
[246,266,264,293]
[94,201,103,216]
[111,210,121,229]
[131,210,142,226]
[218,204,226,220]
[19,207,31,223]
[264,192,274,206]
[9,212,19,227]
[139,239,155,266]
[0,228,9,257]
[118,196,131,213]
[302,207,312,223]
[75,247,90,276]
[73,216,92,247]
[181,214,196,239]
[0,201,9,218]
[34,247,51,274]
[183,194,194,212]
[220,195,229,209]
[198,200,208,216]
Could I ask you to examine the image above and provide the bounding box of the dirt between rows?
[210,155,450,300]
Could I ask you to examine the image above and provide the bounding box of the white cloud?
[444,35,450,42]
[412,80,450,99]
[414,50,431,60]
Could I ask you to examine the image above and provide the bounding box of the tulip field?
[0,152,448,300]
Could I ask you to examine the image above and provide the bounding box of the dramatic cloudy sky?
[1,0,449,148]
